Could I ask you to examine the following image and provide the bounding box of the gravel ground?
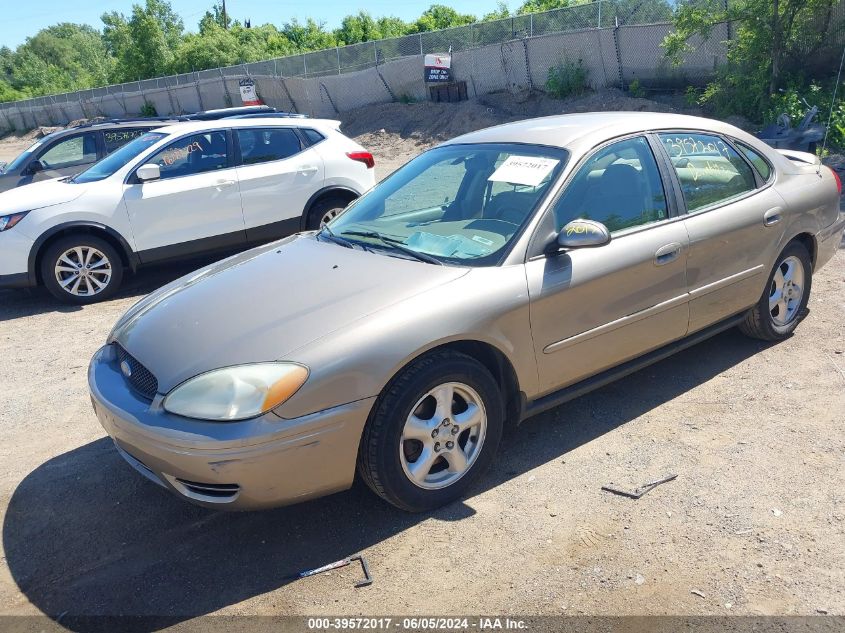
[0,93,843,624]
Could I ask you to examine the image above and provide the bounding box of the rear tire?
[306,195,350,230]
[40,235,124,305]
[739,241,811,341]
[358,350,504,512]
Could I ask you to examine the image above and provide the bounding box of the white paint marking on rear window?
[488,155,559,187]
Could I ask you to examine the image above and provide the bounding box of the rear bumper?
[88,344,375,510]
[815,209,845,271]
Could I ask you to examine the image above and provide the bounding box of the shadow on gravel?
[3,329,773,631]
[0,255,226,323]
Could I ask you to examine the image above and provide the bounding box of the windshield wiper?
[339,230,443,266]
[318,224,357,249]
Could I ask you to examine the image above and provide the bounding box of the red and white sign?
[424,53,453,83]
[239,78,262,106]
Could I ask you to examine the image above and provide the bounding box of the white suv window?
[236,128,302,165]
[147,132,230,180]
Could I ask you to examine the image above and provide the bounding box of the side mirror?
[557,219,611,249]
[27,160,44,175]
[136,163,161,182]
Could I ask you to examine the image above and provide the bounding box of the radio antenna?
[819,42,845,174]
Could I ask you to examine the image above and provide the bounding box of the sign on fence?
[424,53,452,83]
[239,78,261,105]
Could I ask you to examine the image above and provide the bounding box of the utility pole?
[222,0,228,30]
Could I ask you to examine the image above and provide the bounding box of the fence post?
[530,14,534,37]
[419,33,423,55]
[613,17,625,90]
[598,0,602,29]
[336,47,341,74]
[303,55,308,77]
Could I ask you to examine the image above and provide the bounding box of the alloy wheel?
[320,208,342,227]
[399,382,487,490]
[54,246,113,297]
[769,255,804,326]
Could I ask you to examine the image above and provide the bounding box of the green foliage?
[663,0,841,122]
[684,85,701,107]
[139,100,158,117]
[546,58,588,99]
[411,5,477,32]
[483,2,512,20]
[628,78,646,98]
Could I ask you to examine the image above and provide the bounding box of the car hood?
[112,235,470,394]
[0,177,87,213]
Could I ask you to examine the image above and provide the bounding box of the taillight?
[347,151,375,169]
[830,166,842,196]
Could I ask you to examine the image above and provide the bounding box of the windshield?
[4,139,47,173]
[72,132,167,184]
[326,143,568,266]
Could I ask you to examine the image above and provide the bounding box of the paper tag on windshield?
[488,156,559,187]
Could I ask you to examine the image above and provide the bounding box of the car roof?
[442,112,760,154]
[41,119,179,141]
[148,118,340,135]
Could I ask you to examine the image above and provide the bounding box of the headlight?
[162,363,309,421]
[0,212,29,232]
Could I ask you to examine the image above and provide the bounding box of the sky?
[0,0,503,49]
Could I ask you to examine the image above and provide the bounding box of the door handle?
[215,179,236,188]
[654,242,682,266]
[298,165,319,174]
[763,207,783,227]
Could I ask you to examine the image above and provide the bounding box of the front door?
[234,127,325,241]
[123,130,246,262]
[656,132,786,332]
[527,135,690,394]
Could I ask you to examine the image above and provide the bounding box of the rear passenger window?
[659,133,757,212]
[301,128,325,146]
[552,136,668,233]
[735,141,772,180]
[39,133,98,169]
[237,128,301,165]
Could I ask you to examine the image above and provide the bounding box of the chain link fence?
[0,0,843,131]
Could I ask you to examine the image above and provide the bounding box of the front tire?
[40,235,124,304]
[306,195,350,230]
[358,351,504,512]
[739,241,812,341]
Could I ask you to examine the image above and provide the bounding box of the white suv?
[0,118,375,303]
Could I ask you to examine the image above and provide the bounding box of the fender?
[28,221,139,283]
[299,186,360,231]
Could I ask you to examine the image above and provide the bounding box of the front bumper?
[88,344,375,510]
[0,229,35,288]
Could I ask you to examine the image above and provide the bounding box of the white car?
[0,118,375,303]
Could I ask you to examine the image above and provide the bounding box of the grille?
[176,479,240,500]
[114,344,159,400]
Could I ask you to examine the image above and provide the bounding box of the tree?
[282,18,337,51]
[663,0,840,101]
[411,5,477,32]
[483,2,512,20]
[102,0,184,81]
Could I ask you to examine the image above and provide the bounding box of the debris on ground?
[602,474,678,499]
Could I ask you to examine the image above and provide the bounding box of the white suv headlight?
[0,211,29,232]
[162,363,309,421]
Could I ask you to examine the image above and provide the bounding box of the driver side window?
[553,136,668,233]
[146,132,229,180]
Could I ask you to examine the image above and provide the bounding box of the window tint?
[735,141,772,180]
[659,133,757,212]
[552,136,668,232]
[301,128,325,146]
[104,128,149,153]
[237,128,301,164]
[39,133,98,169]
[147,132,229,179]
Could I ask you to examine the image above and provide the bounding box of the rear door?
[526,135,690,393]
[234,127,325,241]
[656,132,785,332]
[123,130,247,261]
